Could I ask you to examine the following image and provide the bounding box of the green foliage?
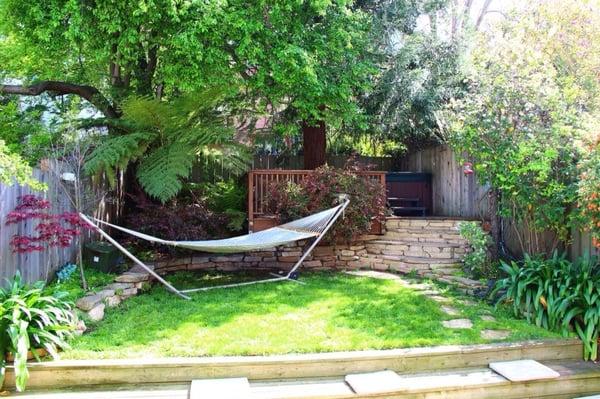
[365,4,465,142]
[458,222,496,279]
[0,0,375,133]
[85,90,250,203]
[443,1,600,255]
[0,100,52,164]
[494,253,600,360]
[195,180,247,232]
[578,137,600,249]
[0,140,46,191]
[0,272,76,392]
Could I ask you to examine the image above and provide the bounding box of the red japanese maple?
[5,195,89,253]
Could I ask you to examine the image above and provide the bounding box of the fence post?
[248,171,254,233]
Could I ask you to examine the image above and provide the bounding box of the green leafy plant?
[85,89,250,203]
[494,253,600,360]
[578,137,600,249]
[458,222,496,278]
[195,180,247,232]
[0,272,76,392]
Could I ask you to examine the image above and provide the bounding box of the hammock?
[79,197,350,299]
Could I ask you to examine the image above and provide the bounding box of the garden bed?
[63,271,561,359]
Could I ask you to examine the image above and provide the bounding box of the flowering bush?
[267,159,386,241]
[579,138,600,248]
[5,195,88,253]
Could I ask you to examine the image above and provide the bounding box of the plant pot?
[369,218,383,235]
[252,216,280,232]
[5,348,48,362]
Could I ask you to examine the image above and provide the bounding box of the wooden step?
[16,360,600,399]
[6,340,582,390]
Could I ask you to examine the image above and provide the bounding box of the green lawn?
[64,271,562,359]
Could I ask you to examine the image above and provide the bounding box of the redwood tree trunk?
[302,120,326,169]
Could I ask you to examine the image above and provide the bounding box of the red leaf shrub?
[124,193,230,255]
[267,159,386,241]
[5,195,88,253]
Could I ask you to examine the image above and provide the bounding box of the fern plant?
[85,88,250,203]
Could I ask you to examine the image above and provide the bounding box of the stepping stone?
[189,377,250,399]
[408,283,432,291]
[443,319,473,329]
[489,360,560,382]
[429,295,452,304]
[481,329,510,340]
[345,370,405,394]
[441,305,460,316]
[481,315,496,322]
[420,290,441,296]
[459,299,477,306]
[345,271,409,285]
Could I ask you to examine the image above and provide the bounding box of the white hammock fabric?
[79,198,350,299]
[88,205,341,253]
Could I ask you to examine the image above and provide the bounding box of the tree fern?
[136,143,195,203]
[84,132,153,187]
[85,88,251,201]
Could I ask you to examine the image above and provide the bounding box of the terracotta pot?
[5,348,48,362]
[369,219,383,235]
[252,216,280,232]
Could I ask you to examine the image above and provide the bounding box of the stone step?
[367,239,467,249]
[364,247,464,261]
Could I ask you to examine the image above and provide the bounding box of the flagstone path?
[345,270,511,340]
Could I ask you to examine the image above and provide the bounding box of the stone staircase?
[361,217,485,294]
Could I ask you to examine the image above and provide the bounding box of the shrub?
[578,137,600,249]
[458,222,496,279]
[5,195,88,253]
[0,272,77,392]
[124,193,230,255]
[267,160,386,241]
[194,180,247,232]
[494,253,600,360]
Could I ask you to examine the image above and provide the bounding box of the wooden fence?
[0,169,77,284]
[190,155,395,183]
[400,144,599,259]
[398,145,490,219]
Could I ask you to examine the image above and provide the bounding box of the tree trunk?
[302,120,326,169]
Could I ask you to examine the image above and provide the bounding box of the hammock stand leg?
[79,214,192,300]
[181,198,350,293]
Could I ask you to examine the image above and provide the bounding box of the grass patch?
[64,271,562,359]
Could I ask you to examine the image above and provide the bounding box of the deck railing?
[248,169,386,232]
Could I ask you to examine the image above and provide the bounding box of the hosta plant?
[494,253,600,360]
[0,272,76,392]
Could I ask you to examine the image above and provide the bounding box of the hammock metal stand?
[79,196,350,300]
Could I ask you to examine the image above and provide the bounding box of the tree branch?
[0,81,120,118]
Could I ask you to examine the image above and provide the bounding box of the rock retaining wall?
[75,217,486,321]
